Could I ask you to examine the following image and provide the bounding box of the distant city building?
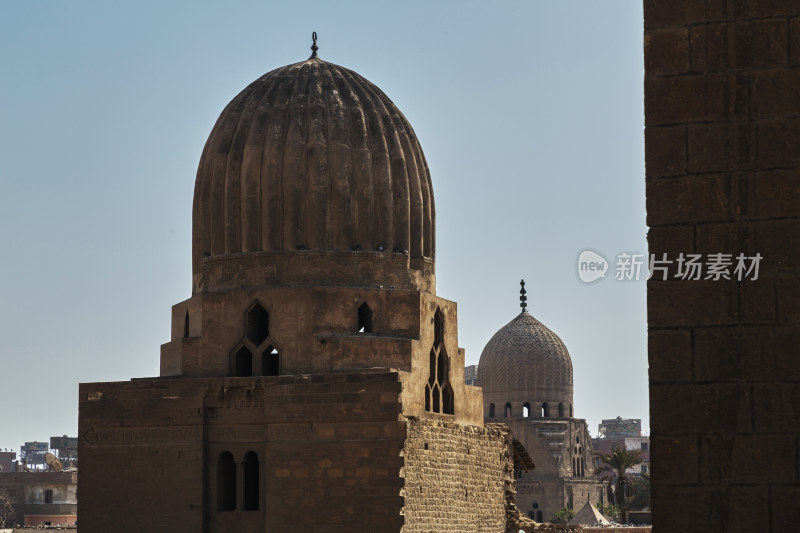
[50,436,78,467]
[0,471,77,527]
[598,416,641,438]
[20,442,48,471]
[464,364,478,386]
[592,417,650,475]
[0,451,16,474]
[0,436,78,527]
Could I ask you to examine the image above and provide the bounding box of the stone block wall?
[644,2,800,532]
[79,370,408,533]
[81,369,507,532]
[401,419,512,532]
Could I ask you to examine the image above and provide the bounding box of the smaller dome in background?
[478,282,574,417]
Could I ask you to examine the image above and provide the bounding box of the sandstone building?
[478,282,606,523]
[0,471,78,527]
[78,37,526,532]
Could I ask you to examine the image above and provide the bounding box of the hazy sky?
[0,1,646,453]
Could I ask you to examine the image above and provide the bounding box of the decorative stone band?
[194,250,435,294]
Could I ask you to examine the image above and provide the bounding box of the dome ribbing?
[192,56,435,291]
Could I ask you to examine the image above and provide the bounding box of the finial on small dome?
[309,32,319,59]
[519,279,527,312]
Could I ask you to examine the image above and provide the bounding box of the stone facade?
[479,304,606,523]
[645,1,800,532]
[78,42,517,532]
[508,418,603,523]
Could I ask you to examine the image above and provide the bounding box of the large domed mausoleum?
[78,36,531,533]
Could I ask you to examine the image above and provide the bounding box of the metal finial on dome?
[309,32,319,59]
[519,279,527,312]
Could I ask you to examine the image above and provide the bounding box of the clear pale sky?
[0,1,646,453]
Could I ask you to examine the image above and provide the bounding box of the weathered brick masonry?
[645,1,800,531]
[80,371,408,532]
[80,370,514,532]
[401,419,513,532]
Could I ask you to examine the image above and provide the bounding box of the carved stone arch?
[428,349,436,386]
[217,451,236,511]
[357,302,373,333]
[442,382,454,415]
[262,345,280,376]
[245,301,269,346]
[434,307,444,348]
[432,384,441,413]
[425,384,432,411]
[232,345,253,377]
[436,349,446,384]
[243,451,259,511]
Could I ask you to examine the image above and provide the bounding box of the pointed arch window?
[541,402,549,418]
[489,403,495,417]
[558,402,564,417]
[357,302,373,333]
[425,307,454,414]
[217,452,236,511]
[523,402,531,418]
[184,311,190,338]
[231,301,282,377]
[246,303,269,345]
[243,451,259,511]
[504,402,512,418]
[234,347,252,377]
[434,307,444,346]
[442,383,454,415]
[262,346,280,376]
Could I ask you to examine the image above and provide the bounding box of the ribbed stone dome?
[478,310,574,417]
[191,53,435,293]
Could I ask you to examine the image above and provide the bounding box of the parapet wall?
[401,418,512,532]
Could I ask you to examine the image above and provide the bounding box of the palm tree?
[593,445,643,509]
[628,471,651,511]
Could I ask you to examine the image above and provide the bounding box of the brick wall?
[80,371,408,533]
[81,370,518,532]
[401,419,511,532]
[645,2,800,532]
